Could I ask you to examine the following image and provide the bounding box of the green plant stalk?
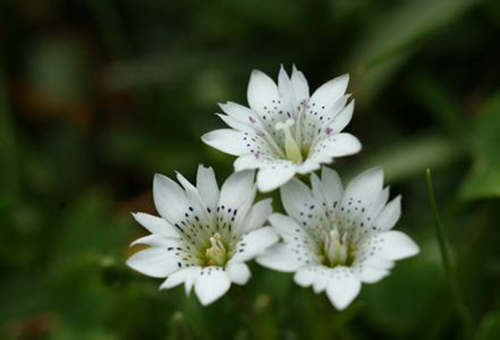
[425,168,474,339]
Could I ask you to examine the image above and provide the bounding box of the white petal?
[295,160,321,175]
[352,253,395,283]
[237,198,273,234]
[216,114,255,133]
[153,174,190,223]
[132,212,180,238]
[234,154,262,172]
[344,167,384,207]
[194,268,231,305]
[219,101,254,121]
[247,70,279,115]
[280,178,316,222]
[184,267,202,296]
[355,267,390,284]
[126,248,178,278]
[219,170,256,214]
[309,74,349,109]
[196,165,220,211]
[310,133,361,161]
[256,244,302,272]
[160,267,194,290]
[218,102,258,132]
[321,166,343,208]
[328,100,354,134]
[130,234,171,247]
[325,267,361,310]
[231,226,279,262]
[226,262,251,285]
[201,129,249,156]
[372,230,420,261]
[294,266,318,287]
[256,161,296,193]
[291,65,310,107]
[265,213,322,264]
[374,196,401,231]
[312,273,329,293]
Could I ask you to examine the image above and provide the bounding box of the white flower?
[257,166,419,310]
[127,165,278,306]
[202,66,362,193]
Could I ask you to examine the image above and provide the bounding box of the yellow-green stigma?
[204,233,229,267]
[275,118,303,164]
[322,228,355,267]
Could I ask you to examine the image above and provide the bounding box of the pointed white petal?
[184,267,202,296]
[126,248,178,278]
[325,267,361,310]
[309,74,349,110]
[256,244,303,272]
[291,65,310,106]
[280,178,317,222]
[219,170,256,213]
[256,162,296,193]
[356,267,391,283]
[160,267,194,290]
[266,213,322,264]
[321,166,343,208]
[219,101,254,121]
[295,160,321,175]
[374,196,401,231]
[247,70,279,114]
[130,234,171,247]
[344,167,384,207]
[234,154,262,172]
[132,212,180,238]
[237,198,273,234]
[153,174,190,223]
[216,114,256,133]
[194,268,231,305]
[231,226,279,262]
[196,165,220,211]
[309,133,361,161]
[328,100,354,134]
[371,230,420,261]
[201,129,249,156]
[226,262,251,285]
[218,102,259,132]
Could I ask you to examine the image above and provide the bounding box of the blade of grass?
[425,168,473,339]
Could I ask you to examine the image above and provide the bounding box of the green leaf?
[460,92,500,200]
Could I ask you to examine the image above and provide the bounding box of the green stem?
[425,168,474,339]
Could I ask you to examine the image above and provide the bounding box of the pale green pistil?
[323,228,353,267]
[275,118,303,164]
[204,233,228,266]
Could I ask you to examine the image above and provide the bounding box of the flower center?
[275,118,303,164]
[204,233,229,266]
[323,228,354,267]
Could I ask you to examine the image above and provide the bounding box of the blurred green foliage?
[0,0,499,339]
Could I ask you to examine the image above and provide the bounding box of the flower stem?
[425,168,473,339]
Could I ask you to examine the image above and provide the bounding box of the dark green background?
[1,0,500,339]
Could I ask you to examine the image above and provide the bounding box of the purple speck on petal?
[254,151,260,159]
[326,127,333,135]
[249,116,255,124]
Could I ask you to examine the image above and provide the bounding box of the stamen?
[275,118,303,163]
[205,233,228,266]
[324,228,351,267]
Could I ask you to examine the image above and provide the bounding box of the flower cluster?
[127,66,419,309]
